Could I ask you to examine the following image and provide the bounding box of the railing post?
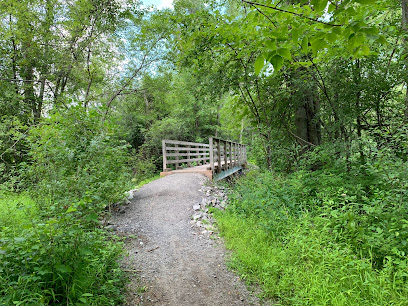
[223,140,227,171]
[238,144,241,165]
[217,139,221,173]
[229,141,232,169]
[187,145,191,167]
[196,146,201,166]
[176,146,180,169]
[209,137,214,172]
[162,140,167,171]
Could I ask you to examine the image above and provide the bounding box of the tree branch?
[242,0,343,27]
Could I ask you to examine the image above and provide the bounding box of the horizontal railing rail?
[162,140,210,171]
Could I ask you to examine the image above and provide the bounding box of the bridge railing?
[162,138,247,179]
[209,137,247,175]
[162,139,210,171]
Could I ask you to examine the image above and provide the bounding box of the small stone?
[105,225,117,231]
[127,191,134,200]
[196,221,203,227]
[193,204,200,211]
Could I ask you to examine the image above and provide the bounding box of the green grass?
[133,174,161,188]
[216,211,408,305]
[0,193,126,305]
[0,192,38,232]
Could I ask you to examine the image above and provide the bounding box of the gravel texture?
[111,173,258,306]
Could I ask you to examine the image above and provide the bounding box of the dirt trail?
[111,173,258,306]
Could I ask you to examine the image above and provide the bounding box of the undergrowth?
[215,153,408,305]
[0,107,131,305]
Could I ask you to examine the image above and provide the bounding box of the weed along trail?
[111,173,258,306]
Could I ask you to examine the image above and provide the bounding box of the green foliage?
[0,192,38,233]
[26,106,132,212]
[216,160,408,304]
[0,196,125,305]
[0,117,28,189]
[0,107,131,304]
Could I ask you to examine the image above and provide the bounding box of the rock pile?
[190,184,230,236]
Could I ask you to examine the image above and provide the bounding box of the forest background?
[1,0,408,304]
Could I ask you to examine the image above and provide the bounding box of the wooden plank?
[166,146,210,152]
[209,137,214,172]
[176,147,180,169]
[229,142,232,169]
[166,152,209,157]
[162,139,167,171]
[224,140,228,171]
[167,157,209,164]
[163,139,210,147]
[217,139,221,173]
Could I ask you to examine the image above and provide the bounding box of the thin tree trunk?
[402,0,408,122]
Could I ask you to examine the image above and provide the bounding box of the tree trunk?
[294,88,321,149]
[402,0,408,122]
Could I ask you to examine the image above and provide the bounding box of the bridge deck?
[160,164,213,179]
[160,161,243,181]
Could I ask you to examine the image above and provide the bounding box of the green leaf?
[326,32,338,43]
[301,37,308,53]
[348,34,364,52]
[360,45,370,56]
[56,264,72,273]
[86,213,99,222]
[266,39,277,51]
[314,0,328,13]
[66,206,77,213]
[311,38,327,56]
[269,54,284,72]
[292,29,300,43]
[328,3,336,12]
[79,247,93,256]
[376,36,388,45]
[277,48,291,60]
[254,55,264,75]
[331,27,342,35]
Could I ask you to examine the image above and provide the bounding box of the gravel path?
[111,173,258,306]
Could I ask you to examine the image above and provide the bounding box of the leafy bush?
[0,107,132,304]
[0,206,125,305]
[216,162,408,304]
[26,106,132,212]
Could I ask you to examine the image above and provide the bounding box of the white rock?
[193,204,200,211]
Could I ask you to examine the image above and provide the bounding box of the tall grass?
[0,193,126,305]
[215,170,408,305]
[0,192,38,232]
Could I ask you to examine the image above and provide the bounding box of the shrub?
[216,165,408,305]
[26,106,132,212]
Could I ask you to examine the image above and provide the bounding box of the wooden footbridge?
[160,137,247,181]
